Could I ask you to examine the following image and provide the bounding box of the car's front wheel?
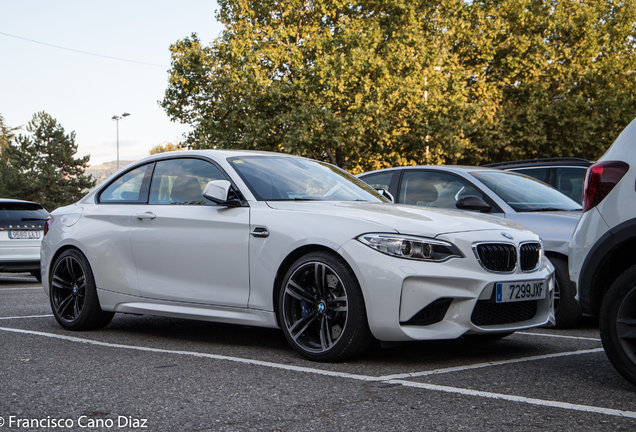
[278,251,374,362]
[600,264,636,386]
[548,257,581,329]
[49,249,114,331]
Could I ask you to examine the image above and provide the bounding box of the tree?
[453,0,636,164]
[0,112,95,211]
[0,113,19,151]
[162,0,472,171]
[149,141,183,155]
[162,0,636,170]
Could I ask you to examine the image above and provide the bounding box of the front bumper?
[338,233,555,342]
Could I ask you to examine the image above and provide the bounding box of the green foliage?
[0,113,19,151]
[162,0,636,169]
[149,141,183,155]
[0,112,96,211]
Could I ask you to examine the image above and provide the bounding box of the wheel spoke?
[617,318,636,339]
[56,294,74,316]
[65,257,77,282]
[52,275,73,291]
[329,296,348,312]
[290,311,318,341]
[320,315,333,350]
[73,297,80,318]
[286,280,317,305]
[315,263,326,298]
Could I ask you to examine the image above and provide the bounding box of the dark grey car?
[359,166,582,328]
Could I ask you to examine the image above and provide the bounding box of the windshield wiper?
[21,217,47,221]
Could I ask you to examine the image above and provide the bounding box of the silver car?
[359,166,582,328]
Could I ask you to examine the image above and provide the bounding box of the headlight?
[357,234,463,262]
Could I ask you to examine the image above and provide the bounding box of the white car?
[41,151,555,361]
[569,118,636,385]
[0,199,49,281]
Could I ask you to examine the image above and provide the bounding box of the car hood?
[505,211,581,255]
[266,201,531,237]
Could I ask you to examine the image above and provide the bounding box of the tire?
[600,265,636,386]
[277,251,374,362]
[49,249,114,331]
[545,257,581,329]
[30,269,42,282]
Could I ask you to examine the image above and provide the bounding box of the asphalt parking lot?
[1,274,635,431]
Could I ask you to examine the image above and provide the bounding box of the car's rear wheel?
[546,257,581,329]
[600,265,636,386]
[49,249,114,331]
[278,251,374,362]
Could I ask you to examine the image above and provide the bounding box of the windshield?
[228,156,386,202]
[470,171,582,212]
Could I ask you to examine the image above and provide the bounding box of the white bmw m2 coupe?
[41,151,555,361]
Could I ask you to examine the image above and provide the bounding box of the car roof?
[0,198,41,205]
[359,165,503,176]
[483,157,592,169]
[134,149,306,164]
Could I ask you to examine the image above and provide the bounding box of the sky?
[0,1,224,165]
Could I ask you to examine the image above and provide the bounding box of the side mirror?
[376,188,395,203]
[203,180,241,207]
[456,195,491,212]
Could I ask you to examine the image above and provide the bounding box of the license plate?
[496,280,546,303]
[8,231,41,239]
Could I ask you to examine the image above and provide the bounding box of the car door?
[91,162,155,296]
[130,157,250,307]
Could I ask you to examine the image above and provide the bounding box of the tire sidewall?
[277,251,368,362]
[549,257,581,329]
[600,265,636,386]
[50,249,104,331]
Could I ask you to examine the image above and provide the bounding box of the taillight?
[582,161,630,212]
[43,217,54,236]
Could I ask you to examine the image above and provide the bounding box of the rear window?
[0,202,49,228]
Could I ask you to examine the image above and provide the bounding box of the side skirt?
[97,288,279,329]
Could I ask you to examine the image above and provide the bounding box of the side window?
[556,167,586,204]
[99,164,152,203]
[359,172,393,191]
[148,158,227,205]
[399,171,484,209]
[512,167,548,184]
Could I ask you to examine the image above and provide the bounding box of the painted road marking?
[517,331,601,341]
[378,348,604,380]
[0,326,631,419]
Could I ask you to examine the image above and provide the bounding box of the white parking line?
[391,380,636,419]
[517,331,601,341]
[0,314,53,320]
[378,348,604,380]
[0,326,632,419]
[0,287,43,291]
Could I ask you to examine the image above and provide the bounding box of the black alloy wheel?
[600,265,636,386]
[50,249,114,330]
[278,252,374,362]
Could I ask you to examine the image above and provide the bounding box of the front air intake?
[475,243,517,272]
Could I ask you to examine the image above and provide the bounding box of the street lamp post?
[111,112,130,171]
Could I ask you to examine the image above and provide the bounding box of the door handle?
[135,212,156,220]
[251,227,269,238]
